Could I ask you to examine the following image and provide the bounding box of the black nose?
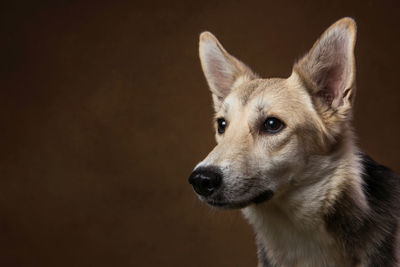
[188,166,222,197]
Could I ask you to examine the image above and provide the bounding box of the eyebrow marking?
[240,82,259,106]
[222,101,229,114]
[255,89,267,114]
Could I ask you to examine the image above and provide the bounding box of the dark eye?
[217,118,227,134]
[263,117,284,133]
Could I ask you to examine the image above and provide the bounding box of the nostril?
[209,173,221,188]
[200,178,210,189]
[188,166,223,197]
[200,178,218,195]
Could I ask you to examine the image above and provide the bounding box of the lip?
[252,190,274,204]
[206,190,274,209]
[206,200,248,209]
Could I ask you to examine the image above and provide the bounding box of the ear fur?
[294,18,357,114]
[199,32,256,110]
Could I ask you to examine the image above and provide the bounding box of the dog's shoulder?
[361,154,400,265]
[361,153,400,206]
[325,153,400,266]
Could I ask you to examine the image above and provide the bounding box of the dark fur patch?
[252,190,274,204]
[256,236,275,267]
[324,153,400,266]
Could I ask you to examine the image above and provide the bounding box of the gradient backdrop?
[1,0,400,266]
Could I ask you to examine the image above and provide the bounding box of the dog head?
[189,18,357,209]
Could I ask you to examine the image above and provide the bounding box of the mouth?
[206,190,274,209]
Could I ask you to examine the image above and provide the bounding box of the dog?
[188,18,400,266]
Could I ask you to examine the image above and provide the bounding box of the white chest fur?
[242,204,349,267]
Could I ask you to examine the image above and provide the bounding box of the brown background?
[1,0,400,266]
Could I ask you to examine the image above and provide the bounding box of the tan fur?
[194,18,380,266]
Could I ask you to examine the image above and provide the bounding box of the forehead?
[225,78,309,108]
[220,77,315,124]
[234,78,284,106]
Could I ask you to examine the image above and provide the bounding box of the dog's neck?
[242,132,367,266]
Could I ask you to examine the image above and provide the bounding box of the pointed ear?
[293,18,357,112]
[199,32,256,109]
